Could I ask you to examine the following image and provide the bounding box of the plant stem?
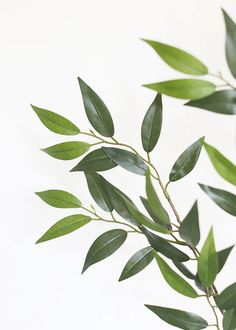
[209,72,236,89]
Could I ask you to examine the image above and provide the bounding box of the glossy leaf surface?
[215,282,236,310]
[179,201,200,247]
[223,308,236,330]
[42,141,90,160]
[35,189,81,208]
[223,10,236,78]
[218,245,234,273]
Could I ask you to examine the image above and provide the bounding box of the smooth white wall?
[1,0,236,329]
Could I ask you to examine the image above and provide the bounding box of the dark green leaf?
[172,261,195,280]
[35,189,81,208]
[218,245,234,273]
[82,229,127,273]
[179,201,200,247]
[36,214,91,243]
[42,141,90,160]
[141,94,163,152]
[143,79,215,100]
[119,246,154,281]
[70,148,117,172]
[78,77,114,137]
[186,90,236,115]
[199,184,236,216]
[197,228,218,287]
[145,305,208,330]
[223,308,236,330]
[169,137,204,182]
[154,253,198,298]
[142,39,208,75]
[204,143,236,185]
[102,147,147,175]
[215,282,236,310]
[223,9,236,78]
[194,275,207,293]
[31,104,80,135]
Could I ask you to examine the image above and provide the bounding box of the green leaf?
[36,214,91,243]
[143,79,216,100]
[143,39,208,75]
[145,169,170,225]
[169,137,204,182]
[172,261,195,280]
[35,190,81,208]
[85,172,113,212]
[199,184,236,216]
[82,229,127,273]
[179,201,200,247]
[42,141,90,160]
[204,143,236,185]
[78,77,114,137]
[70,148,117,172]
[197,228,218,287]
[218,245,234,273]
[155,253,198,298]
[145,305,208,330]
[215,282,236,310]
[119,247,154,281]
[141,94,163,152]
[185,90,236,115]
[31,105,80,135]
[141,227,190,262]
[223,308,236,330]
[102,147,147,175]
[223,9,236,78]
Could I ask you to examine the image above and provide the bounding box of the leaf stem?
[209,71,236,89]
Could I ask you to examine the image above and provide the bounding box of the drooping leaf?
[119,246,154,281]
[173,261,195,280]
[36,214,91,243]
[223,308,236,330]
[204,143,236,185]
[197,228,218,287]
[42,141,90,160]
[82,229,127,273]
[143,79,215,100]
[85,172,113,212]
[179,201,200,247]
[102,147,147,175]
[145,305,208,330]
[70,148,117,172]
[215,282,236,310]
[218,245,234,273]
[35,190,81,208]
[142,39,208,75]
[186,90,236,115]
[141,227,190,262]
[169,137,205,182]
[78,77,114,137]
[223,9,236,78]
[31,105,80,135]
[141,94,163,152]
[199,184,236,216]
[154,253,198,298]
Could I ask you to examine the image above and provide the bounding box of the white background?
[1,0,236,329]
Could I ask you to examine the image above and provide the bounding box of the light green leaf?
[223,9,236,78]
[218,245,234,273]
[179,201,200,247]
[223,308,236,330]
[42,141,90,160]
[35,189,81,208]
[215,282,236,310]
[143,39,208,75]
[36,214,91,243]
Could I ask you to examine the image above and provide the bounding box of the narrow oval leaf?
[119,247,154,281]
[145,305,208,330]
[179,201,200,247]
[78,77,114,137]
[141,94,163,152]
[143,39,208,75]
[172,261,195,280]
[185,90,236,115]
[155,253,198,298]
[31,105,80,135]
[218,245,234,273]
[42,141,90,160]
[35,190,81,208]
[199,184,236,216]
[143,79,216,100]
[170,137,204,182]
[223,9,236,78]
[215,282,236,310]
[85,172,113,212]
[82,229,127,273]
[102,147,147,175]
[204,143,236,185]
[197,228,218,287]
[36,214,91,243]
[70,148,117,172]
[223,308,236,330]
